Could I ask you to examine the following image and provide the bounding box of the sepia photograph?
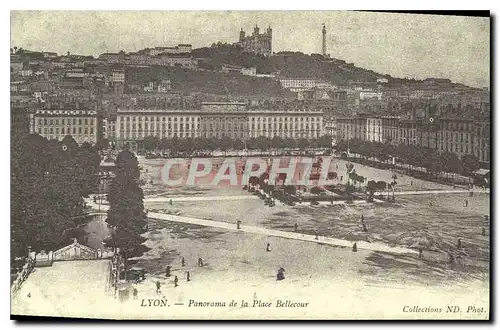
[9,10,491,320]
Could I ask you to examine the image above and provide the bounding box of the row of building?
[335,115,490,164]
[28,102,324,148]
[19,101,490,166]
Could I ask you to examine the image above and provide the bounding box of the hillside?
[125,66,293,99]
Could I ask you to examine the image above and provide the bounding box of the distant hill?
[193,46,429,84]
[125,65,293,99]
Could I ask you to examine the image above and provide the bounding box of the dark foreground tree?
[107,150,150,265]
[11,134,100,258]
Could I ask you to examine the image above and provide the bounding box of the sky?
[10,11,490,88]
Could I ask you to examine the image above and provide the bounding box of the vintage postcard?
[10,11,490,320]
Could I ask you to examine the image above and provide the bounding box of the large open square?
[98,155,491,319]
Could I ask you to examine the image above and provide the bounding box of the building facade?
[366,117,383,143]
[32,109,99,145]
[337,115,490,167]
[473,121,490,164]
[115,102,324,148]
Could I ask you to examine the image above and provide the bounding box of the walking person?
[448,253,455,265]
[352,242,358,252]
[266,242,271,252]
[418,247,423,259]
[186,271,191,282]
[169,199,173,206]
[294,223,298,232]
[315,231,319,240]
[181,257,185,267]
[155,281,161,294]
[277,267,285,281]
[237,220,242,230]
[165,266,171,277]
[174,276,179,287]
[198,258,204,267]
[133,287,138,300]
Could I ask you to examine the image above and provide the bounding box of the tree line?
[141,135,333,154]
[335,138,481,179]
[11,134,101,259]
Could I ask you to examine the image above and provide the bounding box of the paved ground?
[86,200,416,255]
[11,260,113,318]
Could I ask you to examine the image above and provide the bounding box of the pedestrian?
[362,223,368,232]
[237,220,242,230]
[181,257,185,267]
[352,242,357,252]
[418,247,423,259]
[198,258,204,267]
[457,239,462,249]
[294,223,298,232]
[169,199,173,206]
[155,281,161,294]
[266,242,271,252]
[165,266,171,277]
[187,271,191,282]
[174,276,179,287]
[448,253,455,265]
[361,214,364,223]
[277,267,285,281]
[133,287,138,299]
[315,231,319,240]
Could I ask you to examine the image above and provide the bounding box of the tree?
[159,138,169,152]
[218,136,232,155]
[143,135,159,152]
[317,135,333,149]
[461,154,480,175]
[297,138,310,151]
[271,136,285,150]
[107,150,150,272]
[255,136,271,154]
[334,139,348,154]
[11,134,99,258]
[232,138,245,150]
[95,138,110,151]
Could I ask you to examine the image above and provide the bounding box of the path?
[146,195,259,203]
[140,188,488,204]
[86,200,417,256]
[376,188,489,197]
